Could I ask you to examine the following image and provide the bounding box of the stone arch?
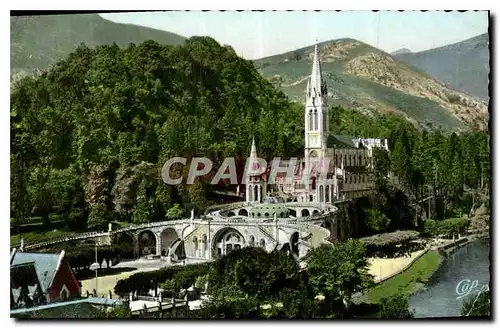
[325,185,330,203]
[227,211,235,217]
[260,239,266,250]
[280,243,291,254]
[211,227,245,259]
[238,208,248,216]
[160,228,179,256]
[319,185,324,202]
[289,209,297,218]
[301,209,310,217]
[202,234,208,257]
[254,185,259,202]
[290,232,299,257]
[312,209,319,216]
[193,236,199,257]
[115,233,135,259]
[249,235,255,247]
[138,230,157,256]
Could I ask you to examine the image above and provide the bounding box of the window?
[61,290,68,300]
[314,110,318,130]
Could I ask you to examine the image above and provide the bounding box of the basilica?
[246,43,389,205]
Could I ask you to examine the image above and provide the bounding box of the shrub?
[379,294,414,318]
[461,289,490,317]
[114,262,211,297]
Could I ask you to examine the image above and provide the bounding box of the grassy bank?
[10,229,75,247]
[365,250,441,303]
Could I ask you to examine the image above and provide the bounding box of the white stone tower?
[304,42,329,161]
[246,137,267,204]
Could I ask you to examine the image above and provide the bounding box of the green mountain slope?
[254,38,488,131]
[11,13,186,74]
[395,33,489,101]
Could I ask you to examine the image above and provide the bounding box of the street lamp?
[89,241,99,297]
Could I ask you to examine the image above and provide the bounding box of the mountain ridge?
[253,38,488,132]
[394,33,489,101]
[11,14,186,78]
[391,48,412,55]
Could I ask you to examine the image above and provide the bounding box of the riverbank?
[364,250,441,303]
[361,232,489,304]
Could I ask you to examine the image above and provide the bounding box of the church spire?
[310,42,324,97]
[250,136,257,159]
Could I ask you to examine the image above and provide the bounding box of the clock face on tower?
[310,150,318,157]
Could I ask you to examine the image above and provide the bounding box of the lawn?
[365,250,442,303]
[10,229,76,247]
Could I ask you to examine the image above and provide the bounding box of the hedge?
[359,230,421,257]
[359,230,420,248]
[422,218,470,239]
[114,262,211,297]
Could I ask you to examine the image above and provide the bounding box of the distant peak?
[391,48,412,55]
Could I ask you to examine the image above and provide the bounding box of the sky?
[101,11,488,60]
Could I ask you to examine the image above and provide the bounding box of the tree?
[364,208,389,233]
[132,197,151,224]
[461,289,490,317]
[373,147,390,183]
[379,294,414,318]
[87,203,109,230]
[166,203,183,220]
[306,240,374,316]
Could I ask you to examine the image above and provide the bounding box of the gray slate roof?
[327,135,358,148]
[11,252,61,292]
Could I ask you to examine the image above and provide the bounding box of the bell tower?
[304,42,328,161]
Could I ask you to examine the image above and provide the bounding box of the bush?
[379,294,414,318]
[461,289,490,317]
[114,262,211,297]
[421,218,470,238]
[359,230,419,248]
[87,204,109,230]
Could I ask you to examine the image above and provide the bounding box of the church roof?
[10,262,44,308]
[327,135,358,148]
[11,252,62,292]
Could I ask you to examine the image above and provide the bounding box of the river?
[409,238,491,318]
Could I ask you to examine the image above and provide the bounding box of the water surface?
[409,238,491,318]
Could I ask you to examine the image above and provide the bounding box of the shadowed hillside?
[11,13,186,76]
[395,33,489,101]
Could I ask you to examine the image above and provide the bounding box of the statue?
[190,209,194,220]
[108,223,112,232]
[20,238,24,252]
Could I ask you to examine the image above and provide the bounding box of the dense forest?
[10,36,490,232]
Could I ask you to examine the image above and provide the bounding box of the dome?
[249,204,290,219]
